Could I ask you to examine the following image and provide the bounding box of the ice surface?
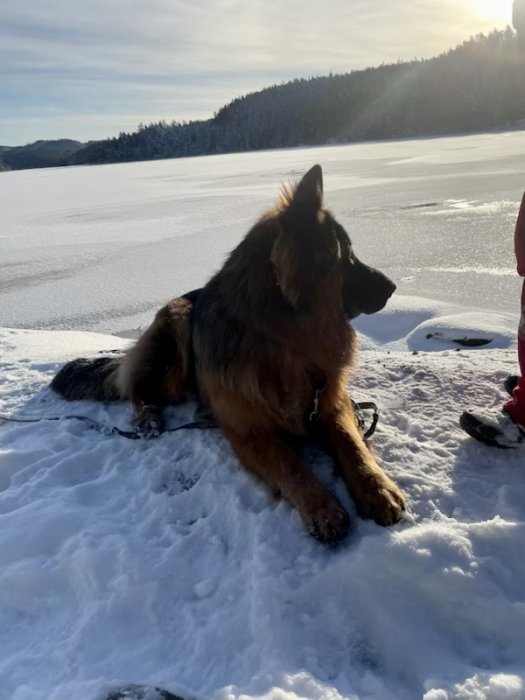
[1,133,525,700]
[1,131,524,335]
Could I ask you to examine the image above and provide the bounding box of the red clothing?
[515,192,525,276]
[504,192,525,426]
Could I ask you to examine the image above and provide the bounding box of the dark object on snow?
[451,337,491,347]
[424,332,491,347]
[106,685,185,700]
[459,409,525,448]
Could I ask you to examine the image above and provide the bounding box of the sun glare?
[472,0,514,25]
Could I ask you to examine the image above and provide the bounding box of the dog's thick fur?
[51,165,405,543]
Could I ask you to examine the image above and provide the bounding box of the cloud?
[0,0,513,145]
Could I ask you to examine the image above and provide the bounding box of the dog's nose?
[385,278,396,297]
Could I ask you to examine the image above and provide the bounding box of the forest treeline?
[0,140,83,171]
[2,28,524,171]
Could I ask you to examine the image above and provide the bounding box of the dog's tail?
[50,356,125,402]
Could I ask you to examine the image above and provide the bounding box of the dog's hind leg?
[322,394,406,526]
[221,424,350,544]
[117,297,193,438]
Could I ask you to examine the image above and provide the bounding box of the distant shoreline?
[2,28,524,172]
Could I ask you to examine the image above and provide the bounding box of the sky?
[0,0,515,147]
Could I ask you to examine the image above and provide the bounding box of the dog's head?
[271,164,396,319]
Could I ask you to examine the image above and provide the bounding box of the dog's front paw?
[303,495,350,545]
[354,472,406,526]
[133,407,164,439]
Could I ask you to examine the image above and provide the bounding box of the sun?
[471,0,514,25]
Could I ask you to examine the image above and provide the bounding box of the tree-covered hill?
[71,29,524,167]
[3,28,524,171]
[1,140,84,171]
[214,28,524,146]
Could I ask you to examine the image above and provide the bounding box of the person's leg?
[460,194,525,447]
[504,280,525,426]
[514,192,525,276]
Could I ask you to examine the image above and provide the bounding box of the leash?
[0,413,217,440]
[0,402,379,440]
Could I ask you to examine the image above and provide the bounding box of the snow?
[1,132,525,700]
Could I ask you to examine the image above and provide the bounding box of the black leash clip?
[352,401,379,439]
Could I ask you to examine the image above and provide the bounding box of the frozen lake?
[1,131,524,334]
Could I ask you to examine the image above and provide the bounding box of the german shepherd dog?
[51,165,405,543]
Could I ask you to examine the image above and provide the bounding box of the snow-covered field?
[1,133,525,700]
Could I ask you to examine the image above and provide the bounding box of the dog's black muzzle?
[344,257,396,318]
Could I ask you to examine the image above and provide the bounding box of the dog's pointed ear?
[271,234,305,310]
[272,165,325,309]
[289,165,323,218]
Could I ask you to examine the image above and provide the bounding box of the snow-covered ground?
[1,133,525,700]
